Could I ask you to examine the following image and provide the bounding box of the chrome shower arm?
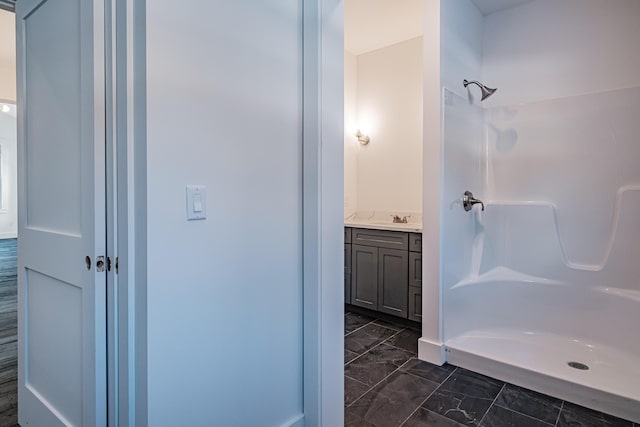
[463,79,497,101]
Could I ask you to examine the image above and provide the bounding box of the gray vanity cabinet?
[344,228,352,303]
[408,233,422,322]
[350,229,409,318]
[408,286,422,322]
[378,248,409,317]
[351,244,378,309]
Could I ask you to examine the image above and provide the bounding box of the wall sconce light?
[355,129,370,145]
[0,105,9,113]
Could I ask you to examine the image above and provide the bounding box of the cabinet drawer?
[409,233,422,253]
[352,228,408,250]
[344,227,352,244]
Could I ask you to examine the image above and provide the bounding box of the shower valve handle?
[463,191,485,212]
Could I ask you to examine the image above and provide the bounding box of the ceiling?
[344,0,537,55]
[471,0,536,15]
[345,0,423,55]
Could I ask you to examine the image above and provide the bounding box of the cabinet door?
[344,244,352,304]
[378,248,408,318]
[408,286,422,322]
[345,227,352,244]
[409,252,422,287]
[409,233,422,252]
[351,244,378,309]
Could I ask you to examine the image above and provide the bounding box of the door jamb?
[302,0,344,426]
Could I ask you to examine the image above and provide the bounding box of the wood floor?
[0,238,17,426]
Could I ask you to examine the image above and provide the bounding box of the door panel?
[23,0,82,235]
[409,251,422,287]
[25,270,82,425]
[351,244,377,308]
[17,0,107,425]
[378,248,408,317]
[408,286,422,322]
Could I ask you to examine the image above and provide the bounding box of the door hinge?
[106,256,112,272]
[115,257,119,274]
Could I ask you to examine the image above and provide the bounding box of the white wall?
[145,2,305,425]
[0,11,18,238]
[355,37,423,214]
[482,0,640,107]
[481,0,640,267]
[421,0,483,358]
[0,66,15,103]
[0,10,16,102]
[439,0,484,277]
[418,0,442,363]
[0,105,17,238]
[440,0,484,102]
[344,51,358,216]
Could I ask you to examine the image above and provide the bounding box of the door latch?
[96,256,105,272]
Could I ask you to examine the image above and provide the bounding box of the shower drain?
[567,361,589,370]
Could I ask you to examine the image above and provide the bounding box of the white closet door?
[16,0,107,425]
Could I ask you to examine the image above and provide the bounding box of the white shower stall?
[436,0,640,422]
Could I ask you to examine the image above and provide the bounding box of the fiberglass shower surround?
[440,85,640,423]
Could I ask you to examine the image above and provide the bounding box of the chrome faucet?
[463,191,485,211]
[392,215,410,224]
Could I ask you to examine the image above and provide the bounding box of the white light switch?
[193,194,203,212]
[186,185,206,220]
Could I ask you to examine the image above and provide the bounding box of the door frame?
[110,0,147,424]
[301,0,345,425]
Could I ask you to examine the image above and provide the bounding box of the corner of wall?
[421,0,443,346]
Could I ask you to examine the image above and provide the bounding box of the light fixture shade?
[355,129,370,145]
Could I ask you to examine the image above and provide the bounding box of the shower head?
[463,79,497,101]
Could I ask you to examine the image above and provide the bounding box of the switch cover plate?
[186,185,206,220]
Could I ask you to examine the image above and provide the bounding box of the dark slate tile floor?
[344,310,637,427]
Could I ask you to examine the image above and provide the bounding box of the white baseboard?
[0,232,17,239]
[418,338,446,365]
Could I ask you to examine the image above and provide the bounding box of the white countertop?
[344,220,422,232]
[344,211,422,232]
